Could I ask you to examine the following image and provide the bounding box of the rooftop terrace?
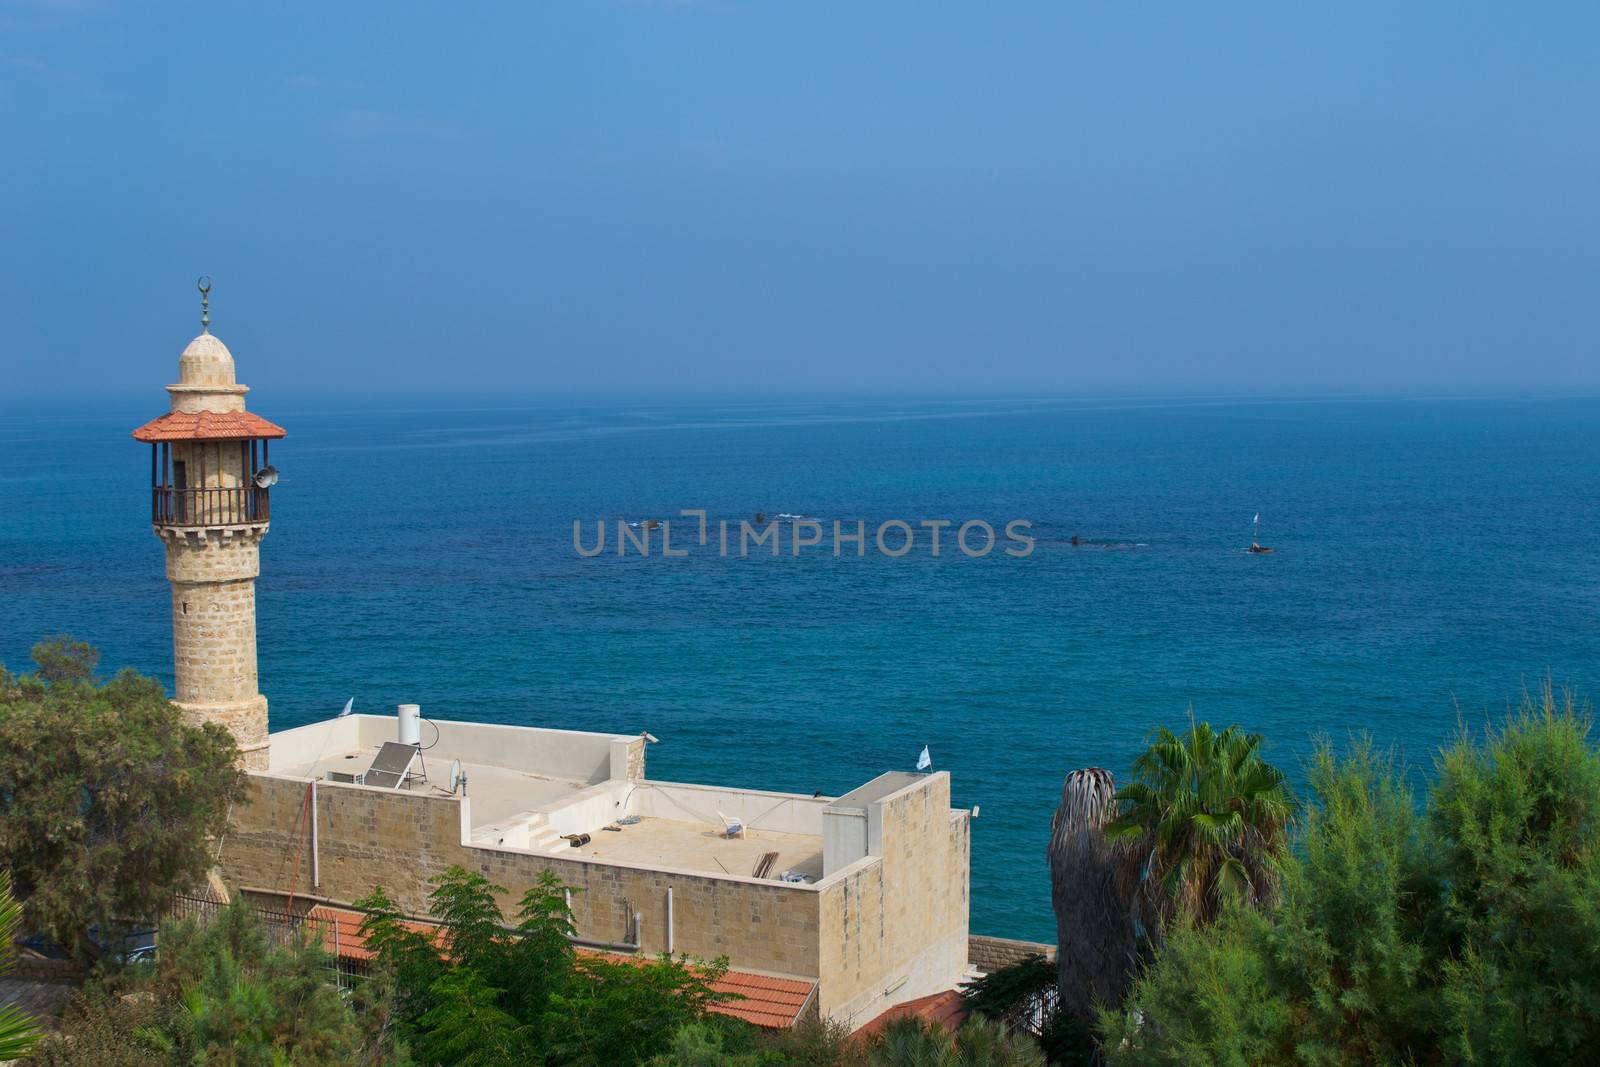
[268,714,850,884]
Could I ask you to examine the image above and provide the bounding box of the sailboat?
[1248,513,1273,554]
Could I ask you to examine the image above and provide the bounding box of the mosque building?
[131,286,989,1029]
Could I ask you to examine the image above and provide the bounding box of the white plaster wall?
[357,715,632,784]
[266,716,362,770]
[540,781,632,836]
[630,781,831,835]
[822,809,869,876]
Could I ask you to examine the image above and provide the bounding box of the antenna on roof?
[197,276,212,333]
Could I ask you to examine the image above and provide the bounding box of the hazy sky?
[3,2,1597,397]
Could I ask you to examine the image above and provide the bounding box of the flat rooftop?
[828,771,923,811]
[267,715,835,883]
[566,816,823,882]
[275,745,589,828]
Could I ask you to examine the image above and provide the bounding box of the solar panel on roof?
[364,741,418,789]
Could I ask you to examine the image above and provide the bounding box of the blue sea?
[4,393,1599,941]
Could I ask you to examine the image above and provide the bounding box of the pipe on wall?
[311,780,320,889]
[666,887,674,954]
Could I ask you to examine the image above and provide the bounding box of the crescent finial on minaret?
[197,275,212,333]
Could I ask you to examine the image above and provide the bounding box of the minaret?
[132,281,284,770]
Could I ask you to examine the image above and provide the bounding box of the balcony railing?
[152,486,270,527]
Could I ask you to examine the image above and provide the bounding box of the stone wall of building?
[968,935,1056,973]
[815,773,970,1025]
[162,528,269,768]
[220,774,824,979]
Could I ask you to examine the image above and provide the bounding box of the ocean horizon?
[4,391,1598,941]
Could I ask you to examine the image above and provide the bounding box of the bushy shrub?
[357,866,737,1066]
[28,898,404,1066]
[1100,688,1600,1064]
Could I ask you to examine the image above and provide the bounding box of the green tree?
[358,865,736,1066]
[1105,721,1295,928]
[28,897,407,1066]
[414,968,536,1066]
[647,1021,773,1067]
[0,639,246,956]
[863,1015,1043,1067]
[542,952,735,1067]
[761,1017,860,1066]
[1427,685,1600,1062]
[162,901,370,1066]
[1099,906,1286,1067]
[1101,692,1600,1065]
[27,634,98,685]
[1267,739,1431,1063]
[0,872,41,1060]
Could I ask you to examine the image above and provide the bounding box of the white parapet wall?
[420,717,636,784]
[267,714,639,785]
[265,714,363,772]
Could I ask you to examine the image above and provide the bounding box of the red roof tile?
[581,949,815,1029]
[306,906,444,962]
[132,410,286,442]
[854,989,969,1038]
[301,905,815,1029]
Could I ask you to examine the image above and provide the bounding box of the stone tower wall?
[162,528,270,769]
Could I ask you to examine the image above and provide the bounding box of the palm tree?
[0,872,42,1059]
[1105,721,1295,929]
[1047,768,1138,1026]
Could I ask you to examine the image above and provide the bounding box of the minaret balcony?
[152,485,271,528]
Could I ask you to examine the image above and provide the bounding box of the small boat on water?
[1248,512,1273,553]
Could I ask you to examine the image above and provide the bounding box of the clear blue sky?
[3,2,1596,397]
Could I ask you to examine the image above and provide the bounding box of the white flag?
[338,697,353,718]
[916,745,931,771]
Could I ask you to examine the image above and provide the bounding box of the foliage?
[357,865,738,1066]
[960,954,1056,1039]
[0,872,41,1060]
[1105,720,1296,929]
[1427,685,1600,1062]
[646,1021,774,1066]
[1100,689,1600,1065]
[0,638,246,956]
[862,1015,1043,1067]
[415,968,536,1067]
[1034,1011,1096,1067]
[1045,768,1136,1025]
[26,634,98,685]
[27,897,407,1066]
[758,1016,861,1067]
[22,983,189,1067]
[543,952,735,1066]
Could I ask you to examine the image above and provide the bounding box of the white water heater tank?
[398,704,421,747]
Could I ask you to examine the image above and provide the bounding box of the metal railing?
[167,892,366,989]
[152,485,270,527]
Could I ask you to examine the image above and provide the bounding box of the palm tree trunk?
[1047,767,1137,1026]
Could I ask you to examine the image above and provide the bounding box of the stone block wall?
[968,935,1055,973]
[222,769,972,1025]
[161,528,270,768]
[220,775,823,978]
[815,773,970,1025]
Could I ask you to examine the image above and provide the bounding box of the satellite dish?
[448,758,466,795]
[253,465,279,489]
